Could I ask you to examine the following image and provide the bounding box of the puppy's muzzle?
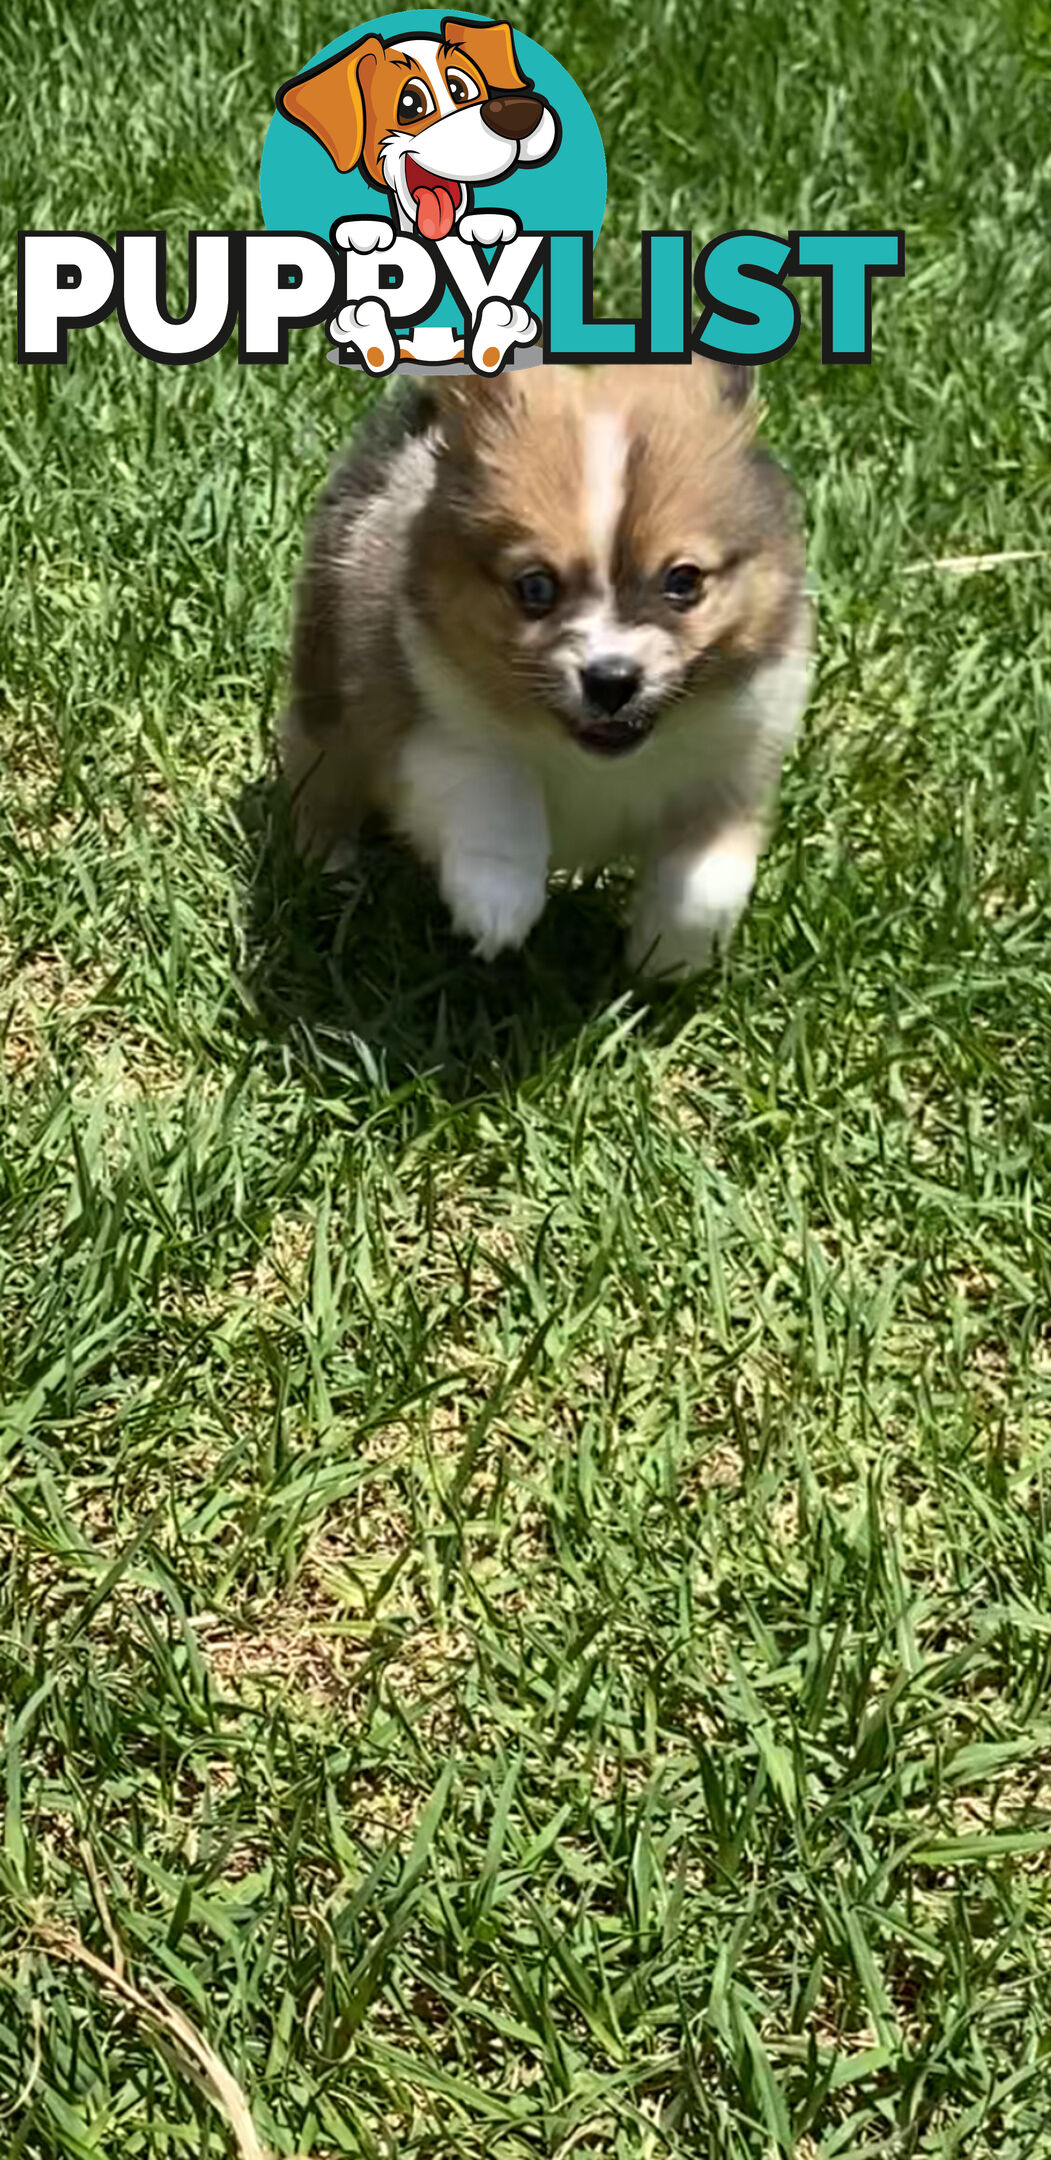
[575,660,653,756]
[481,94,546,140]
[581,659,641,715]
[576,715,654,756]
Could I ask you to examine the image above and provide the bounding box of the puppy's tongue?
[406,158,461,241]
[416,185,456,240]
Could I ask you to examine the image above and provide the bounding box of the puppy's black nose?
[581,658,641,715]
[481,94,544,140]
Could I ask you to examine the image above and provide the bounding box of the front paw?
[628,840,758,978]
[627,912,718,979]
[458,210,521,247]
[322,836,359,878]
[332,217,394,253]
[440,853,547,960]
[327,297,397,374]
[468,297,539,375]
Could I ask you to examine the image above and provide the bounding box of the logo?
[16,12,904,373]
[261,10,605,375]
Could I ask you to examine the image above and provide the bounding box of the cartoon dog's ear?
[276,34,384,173]
[440,16,532,92]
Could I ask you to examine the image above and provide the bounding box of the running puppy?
[281,361,810,976]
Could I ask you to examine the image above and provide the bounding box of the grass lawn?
[3,0,1051,2152]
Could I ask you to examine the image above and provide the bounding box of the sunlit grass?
[2,0,1051,2152]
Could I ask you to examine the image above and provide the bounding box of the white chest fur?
[396,609,807,873]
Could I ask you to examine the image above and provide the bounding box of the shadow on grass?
[229,776,702,1097]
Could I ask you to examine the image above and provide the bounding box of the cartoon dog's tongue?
[405,157,462,241]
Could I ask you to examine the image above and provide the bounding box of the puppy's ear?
[686,351,758,420]
[440,16,532,92]
[276,35,383,173]
[718,363,756,408]
[429,372,516,451]
[430,374,514,418]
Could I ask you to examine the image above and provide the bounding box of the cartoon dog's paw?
[332,216,395,253]
[468,297,539,375]
[328,298,397,375]
[457,210,521,247]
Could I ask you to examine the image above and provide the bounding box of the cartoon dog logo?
[277,17,560,240]
[276,16,561,372]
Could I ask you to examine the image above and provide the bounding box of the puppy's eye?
[397,80,432,124]
[446,70,477,105]
[513,567,560,617]
[661,562,705,609]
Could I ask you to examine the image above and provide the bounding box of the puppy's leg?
[628,815,762,978]
[280,557,364,869]
[280,706,362,872]
[394,731,549,959]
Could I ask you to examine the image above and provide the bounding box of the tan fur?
[407,362,803,716]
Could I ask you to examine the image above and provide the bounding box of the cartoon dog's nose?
[481,94,545,140]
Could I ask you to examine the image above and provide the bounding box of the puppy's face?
[411,363,805,757]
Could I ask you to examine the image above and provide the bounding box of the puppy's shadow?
[231,777,687,1096]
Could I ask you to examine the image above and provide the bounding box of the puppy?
[281,361,810,977]
[277,18,558,243]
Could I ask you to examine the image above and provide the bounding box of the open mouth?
[405,155,463,241]
[575,716,654,757]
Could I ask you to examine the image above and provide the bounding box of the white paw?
[629,840,758,978]
[458,210,521,247]
[327,297,397,374]
[332,217,394,253]
[468,296,538,375]
[440,853,546,960]
[627,911,718,979]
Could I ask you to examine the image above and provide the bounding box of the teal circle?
[259,10,606,335]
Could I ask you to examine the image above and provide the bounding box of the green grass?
[2,0,1051,2152]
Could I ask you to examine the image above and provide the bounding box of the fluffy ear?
[430,373,513,416]
[687,351,758,416]
[428,370,515,448]
[276,35,383,173]
[718,363,756,408]
[440,16,532,92]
